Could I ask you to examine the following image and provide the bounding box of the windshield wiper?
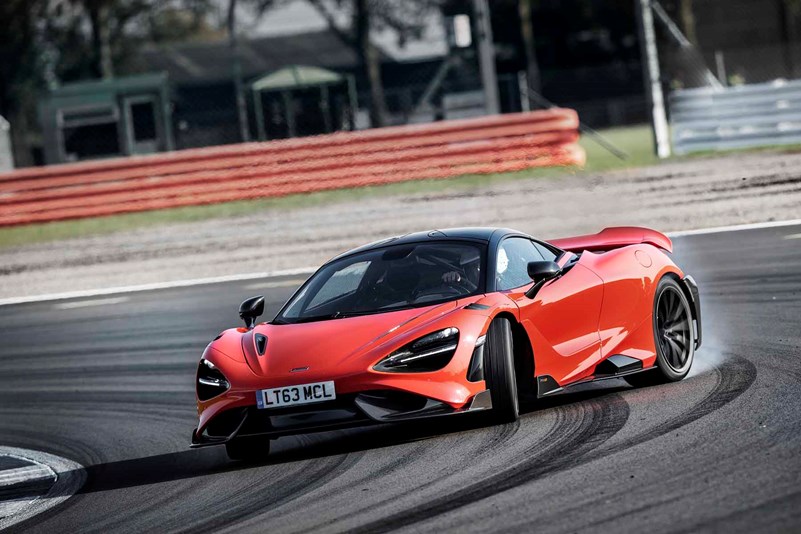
[330,309,390,319]
[278,306,416,324]
[275,311,374,324]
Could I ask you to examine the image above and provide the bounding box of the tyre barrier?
[0,109,584,226]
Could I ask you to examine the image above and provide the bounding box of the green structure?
[251,65,357,140]
[39,73,174,164]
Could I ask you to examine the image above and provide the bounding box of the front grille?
[238,394,370,437]
[206,407,247,438]
[355,390,430,413]
[204,389,449,441]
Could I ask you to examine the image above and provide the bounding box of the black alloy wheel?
[625,277,694,387]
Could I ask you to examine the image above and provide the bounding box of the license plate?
[256,381,336,409]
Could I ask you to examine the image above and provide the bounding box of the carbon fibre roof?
[328,227,523,264]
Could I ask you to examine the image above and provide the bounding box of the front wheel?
[483,317,519,423]
[626,277,694,387]
[225,435,271,462]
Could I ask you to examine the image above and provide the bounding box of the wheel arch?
[650,262,689,310]
[662,270,684,287]
[490,310,536,398]
[660,270,702,349]
[661,270,694,317]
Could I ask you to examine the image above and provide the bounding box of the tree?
[354,0,388,127]
[84,0,114,78]
[0,0,220,166]
[308,0,439,128]
[65,0,218,80]
[678,0,697,46]
[0,0,47,166]
[227,0,249,141]
[227,0,287,140]
[782,0,801,77]
[518,0,542,103]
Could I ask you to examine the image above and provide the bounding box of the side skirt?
[536,355,651,398]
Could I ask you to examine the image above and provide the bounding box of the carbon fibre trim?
[681,275,703,349]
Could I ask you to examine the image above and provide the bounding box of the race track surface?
[1,224,800,533]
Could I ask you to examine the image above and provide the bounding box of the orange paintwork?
[196,296,503,435]
[504,263,604,385]
[550,226,673,253]
[195,227,690,440]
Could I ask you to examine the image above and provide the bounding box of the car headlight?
[374,327,459,372]
[197,358,230,400]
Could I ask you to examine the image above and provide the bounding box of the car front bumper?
[190,388,492,448]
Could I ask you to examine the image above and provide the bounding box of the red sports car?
[192,227,701,461]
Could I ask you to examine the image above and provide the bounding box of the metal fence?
[669,78,801,154]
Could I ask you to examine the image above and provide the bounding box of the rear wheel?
[225,435,271,462]
[483,317,519,423]
[626,277,694,387]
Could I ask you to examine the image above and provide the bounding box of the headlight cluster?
[374,327,459,372]
[196,358,230,401]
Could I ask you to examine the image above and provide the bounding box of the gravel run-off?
[1,151,800,299]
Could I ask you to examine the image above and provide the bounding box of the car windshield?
[275,242,485,323]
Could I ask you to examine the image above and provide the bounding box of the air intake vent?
[255,334,268,356]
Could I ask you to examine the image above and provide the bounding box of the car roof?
[328,227,526,263]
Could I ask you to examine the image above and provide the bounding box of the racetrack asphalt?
[1,223,800,533]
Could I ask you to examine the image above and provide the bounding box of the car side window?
[497,238,546,291]
[533,241,558,262]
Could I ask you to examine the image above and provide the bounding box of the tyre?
[225,435,271,462]
[625,277,694,387]
[483,317,519,423]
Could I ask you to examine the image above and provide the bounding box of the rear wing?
[548,226,673,253]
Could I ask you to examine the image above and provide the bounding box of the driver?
[440,251,480,291]
[442,271,462,284]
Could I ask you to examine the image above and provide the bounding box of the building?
[134,0,462,152]
[39,73,173,164]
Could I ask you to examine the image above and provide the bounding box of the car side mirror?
[525,261,561,298]
[239,295,265,329]
[528,261,561,283]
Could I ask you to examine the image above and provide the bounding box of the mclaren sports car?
[192,227,701,460]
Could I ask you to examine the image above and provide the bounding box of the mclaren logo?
[291,366,310,373]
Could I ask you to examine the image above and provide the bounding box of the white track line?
[667,218,801,237]
[53,296,130,310]
[0,267,315,307]
[1,218,800,307]
[0,447,86,531]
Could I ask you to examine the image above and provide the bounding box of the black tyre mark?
[344,416,522,491]
[352,393,630,534]
[587,354,756,462]
[352,355,755,533]
[275,440,432,529]
[289,416,525,532]
[500,354,759,533]
[185,453,361,534]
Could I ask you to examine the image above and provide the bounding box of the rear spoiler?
[548,226,673,253]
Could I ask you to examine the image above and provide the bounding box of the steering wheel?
[444,273,478,293]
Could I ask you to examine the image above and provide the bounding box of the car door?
[496,237,604,386]
[578,247,653,359]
